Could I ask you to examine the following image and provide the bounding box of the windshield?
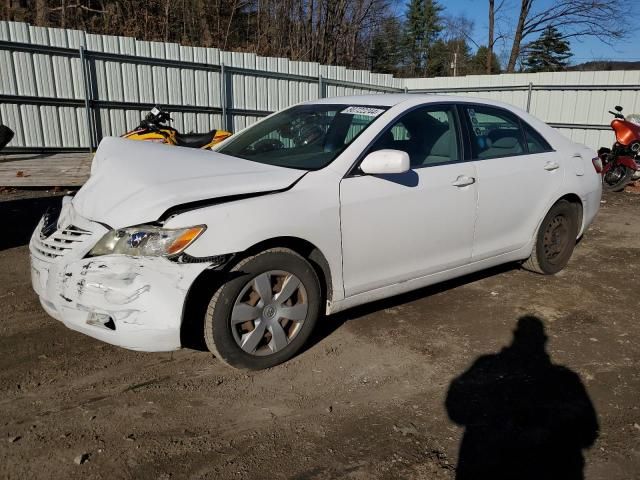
[626,113,640,126]
[217,104,388,170]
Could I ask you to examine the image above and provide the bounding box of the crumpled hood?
[73,137,305,228]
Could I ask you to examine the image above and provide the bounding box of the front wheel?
[603,165,634,192]
[204,248,321,370]
[523,200,579,275]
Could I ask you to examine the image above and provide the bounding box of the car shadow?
[445,315,599,480]
[0,193,66,251]
[303,262,517,354]
[183,262,519,355]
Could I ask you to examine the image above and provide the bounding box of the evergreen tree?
[470,46,502,74]
[523,26,572,72]
[370,17,404,75]
[403,0,444,76]
[428,38,473,77]
[426,39,449,77]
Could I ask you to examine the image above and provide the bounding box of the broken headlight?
[88,225,206,258]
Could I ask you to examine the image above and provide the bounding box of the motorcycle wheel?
[603,165,634,192]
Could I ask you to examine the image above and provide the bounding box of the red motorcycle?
[597,106,640,192]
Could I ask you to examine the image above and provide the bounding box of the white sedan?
[30,95,602,369]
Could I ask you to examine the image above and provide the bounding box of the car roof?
[308,94,416,107]
[305,93,575,151]
[307,93,520,111]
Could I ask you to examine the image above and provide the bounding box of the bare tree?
[35,0,48,25]
[1,0,392,71]
[487,0,507,73]
[506,0,627,73]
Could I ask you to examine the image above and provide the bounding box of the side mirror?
[615,105,623,112]
[360,149,410,175]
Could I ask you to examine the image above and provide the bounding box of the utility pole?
[451,52,458,77]
[488,0,495,74]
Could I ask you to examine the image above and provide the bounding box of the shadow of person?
[446,315,598,480]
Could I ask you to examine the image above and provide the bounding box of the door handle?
[544,161,560,171]
[452,175,476,187]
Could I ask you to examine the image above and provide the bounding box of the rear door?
[460,104,564,260]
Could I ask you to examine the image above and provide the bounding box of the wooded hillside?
[2,0,627,76]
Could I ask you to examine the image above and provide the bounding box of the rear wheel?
[204,248,321,370]
[603,165,634,192]
[523,200,579,275]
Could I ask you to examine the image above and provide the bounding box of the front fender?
[162,170,345,302]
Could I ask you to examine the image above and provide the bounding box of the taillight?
[592,157,603,174]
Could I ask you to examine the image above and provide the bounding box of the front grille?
[33,225,92,260]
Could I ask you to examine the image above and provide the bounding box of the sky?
[393,0,639,65]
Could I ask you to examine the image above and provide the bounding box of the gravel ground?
[0,189,638,480]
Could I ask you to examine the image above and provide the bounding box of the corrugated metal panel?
[1,20,639,151]
[406,70,640,149]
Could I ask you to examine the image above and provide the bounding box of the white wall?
[405,71,640,149]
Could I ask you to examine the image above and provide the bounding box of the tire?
[204,248,321,370]
[603,165,634,192]
[523,200,579,275]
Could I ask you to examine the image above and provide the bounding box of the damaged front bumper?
[29,200,210,352]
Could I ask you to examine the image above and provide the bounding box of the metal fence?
[0,21,403,153]
[405,73,640,149]
[1,20,639,152]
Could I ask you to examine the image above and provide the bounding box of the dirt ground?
[0,189,639,480]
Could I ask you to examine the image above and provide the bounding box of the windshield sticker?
[341,106,385,117]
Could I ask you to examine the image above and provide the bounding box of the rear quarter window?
[522,123,553,153]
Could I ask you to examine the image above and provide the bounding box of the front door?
[339,104,478,297]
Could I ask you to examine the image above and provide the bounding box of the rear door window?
[464,106,527,160]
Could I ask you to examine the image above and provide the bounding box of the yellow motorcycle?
[123,107,231,149]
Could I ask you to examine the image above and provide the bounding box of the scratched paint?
[31,220,210,351]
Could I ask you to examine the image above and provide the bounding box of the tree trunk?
[222,0,238,51]
[35,0,48,26]
[60,0,66,28]
[507,0,531,73]
[306,0,314,59]
[164,0,171,42]
[182,0,186,42]
[487,0,494,73]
